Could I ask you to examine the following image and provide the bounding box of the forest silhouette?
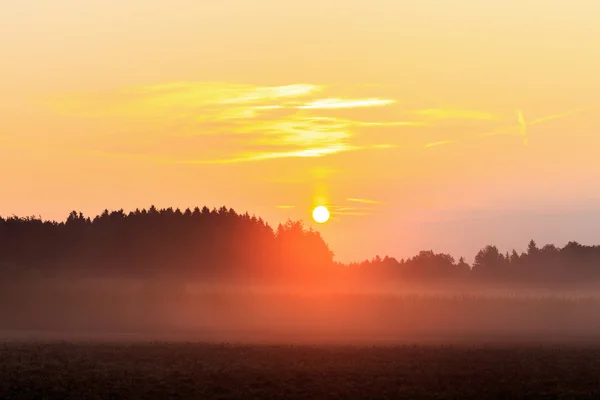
[2,206,600,290]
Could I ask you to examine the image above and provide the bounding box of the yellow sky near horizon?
[2,0,600,261]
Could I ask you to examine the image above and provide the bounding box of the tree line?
[1,206,600,288]
[0,207,333,284]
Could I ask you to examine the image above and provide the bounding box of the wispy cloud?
[528,108,588,126]
[44,82,406,163]
[424,140,457,148]
[45,82,320,122]
[326,199,383,218]
[275,205,295,209]
[178,144,358,164]
[410,108,498,121]
[219,84,319,104]
[333,211,373,216]
[334,207,358,212]
[346,198,382,205]
[297,98,395,109]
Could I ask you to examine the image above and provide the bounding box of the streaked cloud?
[346,198,382,204]
[334,207,358,212]
[219,84,319,104]
[529,108,589,126]
[177,144,358,164]
[333,211,373,216]
[275,205,295,209]
[326,199,383,219]
[44,82,408,164]
[45,82,320,120]
[410,108,498,121]
[297,98,395,109]
[424,140,457,148]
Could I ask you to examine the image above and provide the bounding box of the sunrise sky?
[2,0,600,262]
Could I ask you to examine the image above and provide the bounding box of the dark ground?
[2,342,600,399]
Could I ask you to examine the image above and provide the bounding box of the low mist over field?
[3,208,600,344]
[4,273,600,345]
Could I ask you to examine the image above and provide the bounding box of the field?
[2,342,600,399]
[4,282,600,398]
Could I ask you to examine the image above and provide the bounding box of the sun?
[312,205,330,224]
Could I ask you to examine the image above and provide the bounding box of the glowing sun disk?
[312,206,330,223]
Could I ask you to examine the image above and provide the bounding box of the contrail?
[516,109,528,146]
[481,107,592,146]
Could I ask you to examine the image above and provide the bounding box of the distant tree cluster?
[470,240,600,286]
[347,240,600,288]
[2,207,600,288]
[345,252,470,286]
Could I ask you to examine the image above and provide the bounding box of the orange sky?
[2,0,600,262]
